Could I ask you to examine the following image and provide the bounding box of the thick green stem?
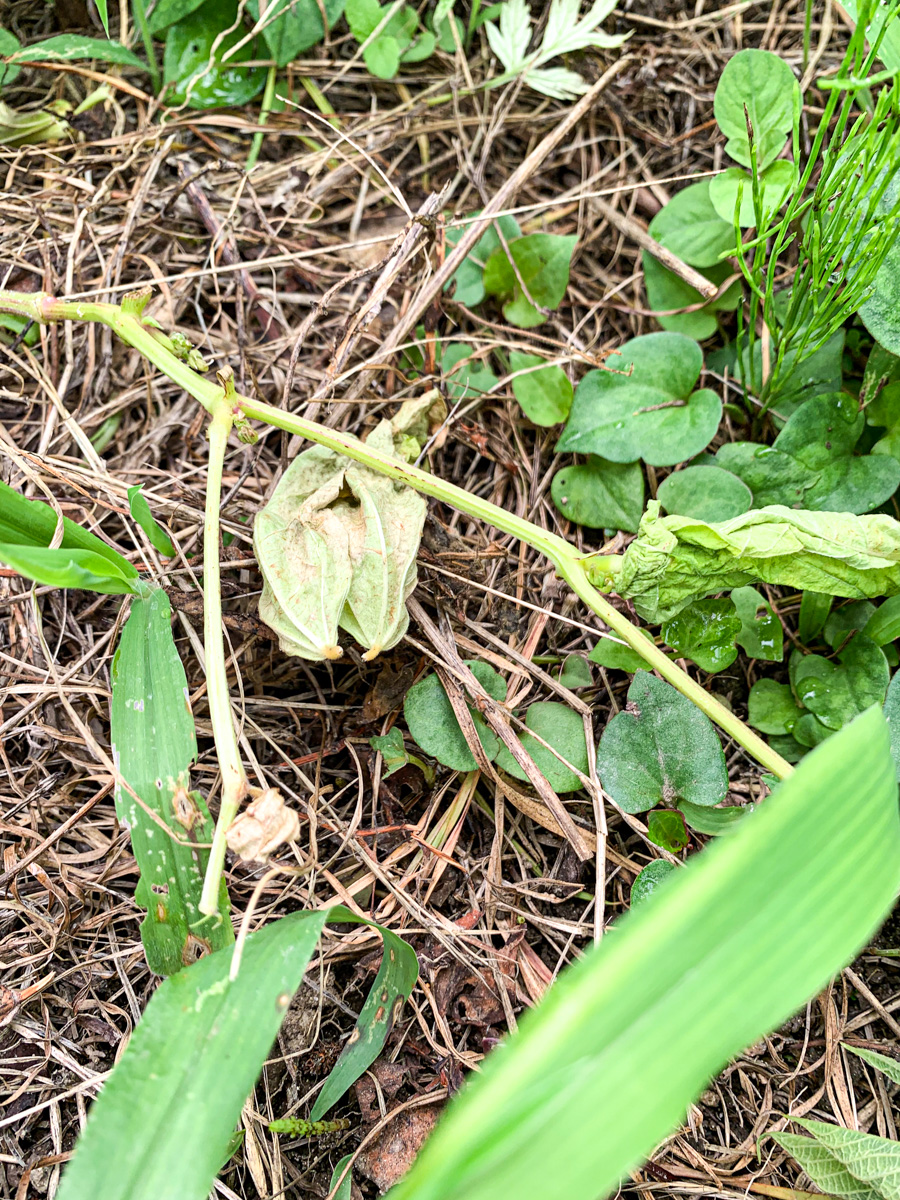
[0,289,793,785]
[199,393,249,915]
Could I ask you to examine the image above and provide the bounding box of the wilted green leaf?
[509,352,573,425]
[630,859,676,905]
[557,333,722,467]
[731,586,783,661]
[714,48,797,169]
[661,598,741,673]
[657,465,752,523]
[55,906,416,1200]
[128,485,175,557]
[404,660,507,772]
[642,254,740,341]
[648,180,735,268]
[596,671,728,814]
[551,457,644,532]
[592,500,900,624]
[748,679,803,736]
[495,701,588,794]
[163,1,267,108]
[647,809,688,853]
[111,590,230,975]
[445,213,522,308]
[483,233,577,328]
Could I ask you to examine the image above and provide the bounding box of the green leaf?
[883,670,900,781]
[163,1,267,108]
[713,48,797,169]
[794,636,890,732]
[443,343,499,402]
[8,34,146,69]
[147,0,208,33]
[558,653,592,689]
[731,586,783,661]
[866,594,900,645]
[708,161,796,227]
[588,628,656,673]
[0,27,22,85]
[718,394,900,514]
[330,1155,354,1200]
[647,180,735,269]
[661,598,741,673]
[838,0,900,70]
[859,169,900,357]
[369,727,409,777]
[445,213,522,308]
[96,0,110,34]
[388,709,900,1200]
[0,543,142,595]
[656,465,752,522]
[128,485,175,557]
[346,0,381,37]
[595,500,900,624]
[247,0,343,65]
[556,333,722,467]
[401,29,437,61]
[495,701,588,794]
[748,679,803,736]
[825,600,877,650]
[647,809,688,853]
[111,589,230,975]
[55,906,416,1200]
[483,233,577,328]
[642,253,740,341]
[596,671,728,814]
[509,352,573,425]
[551,457,644,532]
[677,799,747,835]
[364,34,400,77]
[630,859,676,905]
[793,710,834,748]
[404,660,507,772]
[799,590,832,643]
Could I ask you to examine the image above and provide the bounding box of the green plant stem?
[130,0,160,95]
[0,289,793,783]
[246,65,277,172]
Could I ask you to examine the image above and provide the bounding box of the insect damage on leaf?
[255,395,445,662]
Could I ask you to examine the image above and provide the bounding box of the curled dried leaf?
[225,788,300,863]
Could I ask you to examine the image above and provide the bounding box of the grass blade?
[128,484,175,557]
[55,907,417,1200]
[111,588,230,974]
[388,707,900,1200]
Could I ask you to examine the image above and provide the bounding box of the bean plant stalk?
[0,288,794,909]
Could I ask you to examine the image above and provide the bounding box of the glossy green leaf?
[443,343,499,402]
[799,590,832,643]
[0,28,22,86]
[630,859,676,905]
[865,594,900,645]
[8,34,146,69]
[714,48,797,170]
[56,906,416,1200]
[551,457,644,532]
[111,589,230,975]
[661,598,741,673]
[128,485,175,557]
[404,660,507,772]
[748,679,803,736]
[558,653,592,689]
[163,1,267,109]
[793,636,890,732]
[148,0,208,33]
[647,809,688,853]
[495,701,588,794]
[445,213,522,308]
[483,233,577,328]
[647,180,735,268]
[596,671,728,814]
[248,0,344,65]
[677,799,747,835]
[588,628,655,673]
[731,586,783,661]
[509,352,573,426]
[657,465,752,523]
[708,161,796,227]
[388,709,900,1200]
[556,333,722,467]
[642,254,740,340]
[592,501,900,624]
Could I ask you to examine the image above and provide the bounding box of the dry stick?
[590,196,719,300]
[342,57,634,400]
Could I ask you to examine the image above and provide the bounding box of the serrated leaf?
[404,660,507,772]
[595,671,728,814]
[657,465,752,522]
[713,48,797,170]
[556,333,722,467]
[551,457,644,532]
[495,700,588,793]
[509,352,573,425]
[731,586,783,661]
[661,598,741,673]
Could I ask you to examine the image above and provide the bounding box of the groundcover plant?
[2,2,900,1199]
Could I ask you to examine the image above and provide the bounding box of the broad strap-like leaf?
[55,907,417,1200]
[111,589,231,974]
[387,709,900,1200]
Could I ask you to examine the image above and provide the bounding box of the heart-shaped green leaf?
[551,457,644,532]
[731,586,783,661]
[642,254,740,341]
[247,0,344,65]
[748,679,803,735]
[495,701,588,794]
[713,48,797,169]
[657,465,752,522]
[648,180,735,268]
[709,161,796,227]
[445,213,522,308]
[483,234,577,328]
[509,352,573,426]
[404,660,507,772]
[629,859,676,904]
[661,598,741,673]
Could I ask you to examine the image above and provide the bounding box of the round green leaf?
[363,35,401,78]
[0,28,22,86]
[596,671,728,814]
[661,598,741,673]
[551,457,644,532]
[714,49,797,169]
[404,659,507,772]
[558,653,593,689]
[483,234,577,328]
[709,161,796,227]
[509,352,573,426]
[164,1,267,108]
[747,679,802,735]
[648,180,735,268]
[588,628,656,673]
[629,859,676,905]
[495,701,588,794]
[401,30,437,62]
[656,465,752,521]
